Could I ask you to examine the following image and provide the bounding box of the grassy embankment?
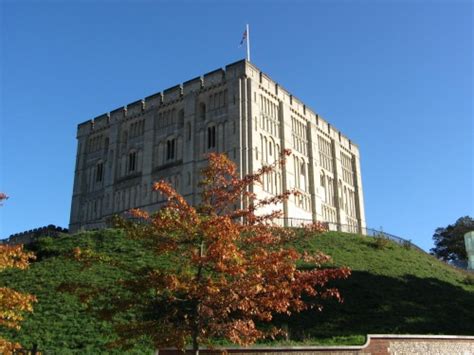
[0,229,472,353]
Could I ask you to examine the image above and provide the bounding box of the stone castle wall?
[70,60,366,233]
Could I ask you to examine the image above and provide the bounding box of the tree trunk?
[191,241,204,355]
[192,332,199,355]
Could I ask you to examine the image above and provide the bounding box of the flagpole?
[246,24,250,62]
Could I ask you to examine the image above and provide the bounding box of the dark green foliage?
[0,229,472,352]
[431,216,474,262]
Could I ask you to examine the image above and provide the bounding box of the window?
[167,139,176,160]
[96,162,104,182]
[207,126,216,149]
[128,152,136,172]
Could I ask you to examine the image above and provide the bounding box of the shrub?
[463,274,474,285]
[402,239,412,250]
[373,234,390,250]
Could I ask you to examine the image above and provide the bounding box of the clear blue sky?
[1,0,472,251]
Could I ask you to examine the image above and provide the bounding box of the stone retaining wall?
[157,335,474,354]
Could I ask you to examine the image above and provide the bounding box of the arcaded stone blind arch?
[268,138,276,163]
[178,109,185,128]
[199,102,206,121]
[176,135,183,160]
[327,176,335,207]
[300,161,306,192]
[338,179,343,206]
[121,131,128,150]
[130,119,145,138]
[320,172,326,189]
[86,134,104,153]
[259,94,280,137]
[263,136,268,163]
[344,186,348,213]
[186,122,192,141]
[156,108,178,129]
[103,137,109,154]
[318,135,333,172]
[341,151,354,186]
[154,141,165,167]
[209,89,227,110]
[291,117,307,155]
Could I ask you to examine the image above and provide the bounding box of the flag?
[239,29,247,47]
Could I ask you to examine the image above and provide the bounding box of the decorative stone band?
[156,334,474,354]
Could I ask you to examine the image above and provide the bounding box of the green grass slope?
[0,229,472,353]
[285,231,474,344]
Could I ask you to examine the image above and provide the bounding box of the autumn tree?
[0,193,37,354]
[72,153,350,353]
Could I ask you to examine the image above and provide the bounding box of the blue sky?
[0,0,472,251]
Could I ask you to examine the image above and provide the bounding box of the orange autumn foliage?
[76,153,350,352]
[0,194,37,354]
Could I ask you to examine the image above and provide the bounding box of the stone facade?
[69,60,366,233]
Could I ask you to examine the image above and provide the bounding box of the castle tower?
[69,60,366,233]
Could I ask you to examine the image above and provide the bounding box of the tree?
[430,216,474,262]
[0,193,37,353]
[72,153,350,353]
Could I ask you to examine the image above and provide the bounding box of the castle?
[69,60,366,233]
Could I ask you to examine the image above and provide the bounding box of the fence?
[277,217,425,253]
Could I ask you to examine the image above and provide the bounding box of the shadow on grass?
[278,271,474,341]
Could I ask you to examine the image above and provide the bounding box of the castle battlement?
[76,60,249,137]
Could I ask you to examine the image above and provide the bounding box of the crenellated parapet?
[76,60,248,137]
[246,61,359,157]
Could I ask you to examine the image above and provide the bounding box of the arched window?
[207,125,216,149]
[96,161,104,182]
[166,138,176,160]
[128,151,136,172]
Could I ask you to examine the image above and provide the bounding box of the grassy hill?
[0,229,472,353]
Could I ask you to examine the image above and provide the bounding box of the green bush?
[463,274,474,285]
[402,239,412,250]
[373,234,390,250]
